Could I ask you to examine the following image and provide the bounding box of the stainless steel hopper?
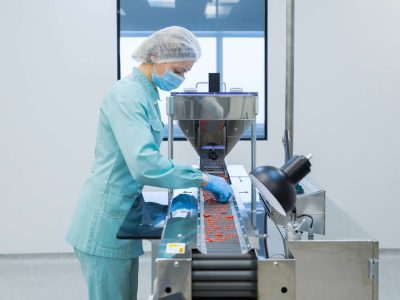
[167,92,258,171]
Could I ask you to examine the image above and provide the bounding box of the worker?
[66,26,232,300]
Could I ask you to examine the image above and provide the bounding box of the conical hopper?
[168,93,258,167]
[177,119,253,157]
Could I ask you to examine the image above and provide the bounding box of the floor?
[0,250,398,300]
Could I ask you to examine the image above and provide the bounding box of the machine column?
[285,0,295,157]
[167,97,174,205]
[251,120,257,228]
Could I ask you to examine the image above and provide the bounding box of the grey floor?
[0,250,399,300]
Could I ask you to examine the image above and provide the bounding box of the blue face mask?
[151,65,185,91]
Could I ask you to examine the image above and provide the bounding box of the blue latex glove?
[170,194,197,218]
[203,174,233,203]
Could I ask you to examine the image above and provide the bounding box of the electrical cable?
[297,214,314,228]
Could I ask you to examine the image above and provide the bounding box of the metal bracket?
[368,258,379,280]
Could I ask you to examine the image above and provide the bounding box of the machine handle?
[195,81,227,92]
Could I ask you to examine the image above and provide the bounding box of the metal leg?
[167,97,173,205]
[151,242,160,294]
[251,120,257,229]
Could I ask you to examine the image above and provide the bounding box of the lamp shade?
[249,155,311,216]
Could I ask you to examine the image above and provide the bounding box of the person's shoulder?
[109,74,144,97]
[104,74,148,106]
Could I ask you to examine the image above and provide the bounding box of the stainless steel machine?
[145,91,379,300]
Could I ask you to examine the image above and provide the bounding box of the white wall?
[0,0,117,253]
[0,0,399,253]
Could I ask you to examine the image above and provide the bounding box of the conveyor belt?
[193,171,257,299]
[192,250,257,299]
[202,190,242,254]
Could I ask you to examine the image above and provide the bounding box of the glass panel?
[223,37,265,129]
[120,37,146,77]
[119,0,266,139]
[120,0,264,31]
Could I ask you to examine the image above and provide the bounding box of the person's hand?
[202,174,233,203]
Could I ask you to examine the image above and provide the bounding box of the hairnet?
[132,26,201,64]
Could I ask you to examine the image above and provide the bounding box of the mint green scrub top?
[66,68,203,258]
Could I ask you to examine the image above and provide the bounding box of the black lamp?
[249,154,312,216]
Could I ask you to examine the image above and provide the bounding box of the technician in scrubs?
[66,26,232,300]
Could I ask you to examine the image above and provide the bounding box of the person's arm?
[201,173,208,187]
[105,87,203,189]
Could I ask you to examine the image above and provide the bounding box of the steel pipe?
[251,120,257,228]
[167,97,174,204]
[285,0,295,158]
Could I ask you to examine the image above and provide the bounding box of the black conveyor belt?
[192,260,257,270]
[193,290,256,298]
[192,270,257,281]
[192,250,257,299]
[194,173,257,299]
[192,252,255,261]
[192,281,257,291]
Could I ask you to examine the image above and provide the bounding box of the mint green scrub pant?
[75,249,139,300]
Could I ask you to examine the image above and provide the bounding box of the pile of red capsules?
[203,181,238,243]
